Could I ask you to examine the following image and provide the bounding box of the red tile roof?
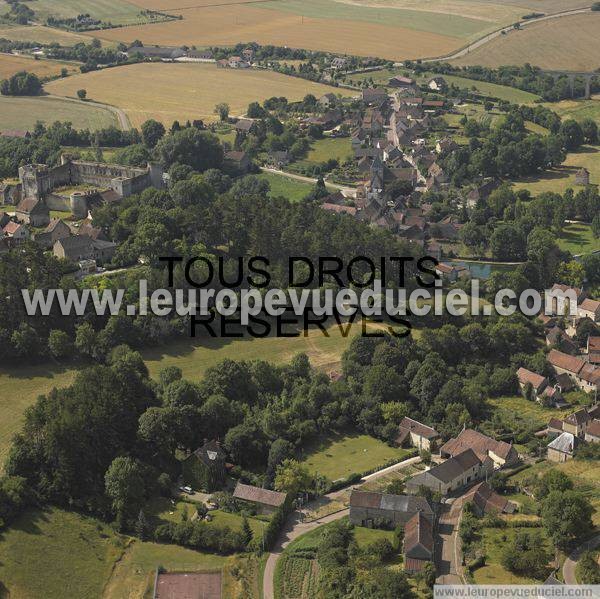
[547,349,585,375]
[440,429,514,462]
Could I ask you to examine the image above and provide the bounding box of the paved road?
[563,533,600,584]
[262,455,421,599]
[436,502,463,585]
[45,94,132,131]
[260,167,357,197]
[419,6,592,63]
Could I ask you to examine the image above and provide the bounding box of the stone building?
[182,440,227,492]
[403,511,434,573]
[232,482,287,515]
[18,157,164,216]
[349,490,433,527]
[575,168,590,186]
[15,198,50,227]
[34,218,71,249]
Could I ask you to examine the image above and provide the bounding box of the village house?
[578,298,600,322]
[227,56,251,69]
[182,440,227,492]
[34,218,71,249]
[362,87,388,106]
[585,419,600,443]
[53,235,117,264]
[318,93,338,109]
[406,448,492,495]
[225,150,252,173]
[395,417,440,451]
[331,57,348,70]
[547,431,577,462]
[516,367,548,400]
[427,76,447,91]
[403,511,434,573]
[587,337,600,365]
[440,428,518,469]
[234,118,257,136]
[435,262,468,282]
[388,75,416,90]
[465,179,501,209]
[232,482,287,515]
[15,198,50,227]
[457,481,516,516]
[0,182,21,205]
[435,137,458,155]
[547,349,600,393]
[546,325,578,353]
[2,221,29,243]
[349,490,433,527]
[78,222,108,241]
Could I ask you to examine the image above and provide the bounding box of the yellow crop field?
[45,62,357,127]
[451,12,600,70]
[89,4,462,61]
[0,53,77,80]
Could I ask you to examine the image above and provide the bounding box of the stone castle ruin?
[18,156,164,218]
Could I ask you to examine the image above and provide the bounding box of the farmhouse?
[440,428,518,469]
[234,118,257,136]
[225,150,251,173]
[232,482,287,515]
[406,448,492,495]
[458,481,516,516]
[126,44,186,60]
[395,417,440,450]
[585,420,600,443]
[516,367,548,399]
[547,432,577,462]
[318,93,338,108]
[362,87,388,106]
[349,490,433,527]
[403,511,434,573]
[388,75,416,89]
[2,221,29,243]
[588,337,600,365]
[182,440,227,492]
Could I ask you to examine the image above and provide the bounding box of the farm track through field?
[166,0,283,11]
[420,6,592,63]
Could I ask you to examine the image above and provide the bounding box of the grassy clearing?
[0,365,76,469]
[304,137,353,165]
[141,320,377,383]
[513,145,600,196]
[29,0,151,26]
[424,72,539,104]
[0,53,77,80]
[487,395,573,429]
[45,62,353,127]
[258,172,316,203]
[451,12,600,71]
[353,525,396,548]
[0,24,94,45]
[0,508,125,599]
[547,100,600,126]
[90,4,462,62]
[473,525,551,584]
[557,222,600,256]
[0,95,117,131]
[299,433,410,481]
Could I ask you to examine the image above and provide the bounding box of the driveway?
[436,503,463,585]
[260,167,357,197]
[563,533,600,584]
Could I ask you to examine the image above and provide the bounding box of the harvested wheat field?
[90,3,463,60]
[0,53,77,80]
[45,62,357,127]
[451,12,600,71]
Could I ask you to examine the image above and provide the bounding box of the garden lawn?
[557,222,600,256]
[353,525,395,548]
[299,433,411,481]
[0,508,125,599]
[258,171,317,202]
[473,526,551,584]
[304,137,353,165]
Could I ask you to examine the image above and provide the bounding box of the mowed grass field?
[90,4,464,61]
[451,12,600,71]
[512,145,600,196]
[299,433,411,480]
[557,222,600,256]
[45,63,354,127]
[0,53,77,80]
[28,0,148,26]
[0,24,94,45]
[547,100,600,126]
[259,171,318,202]
[0,95,118,131]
